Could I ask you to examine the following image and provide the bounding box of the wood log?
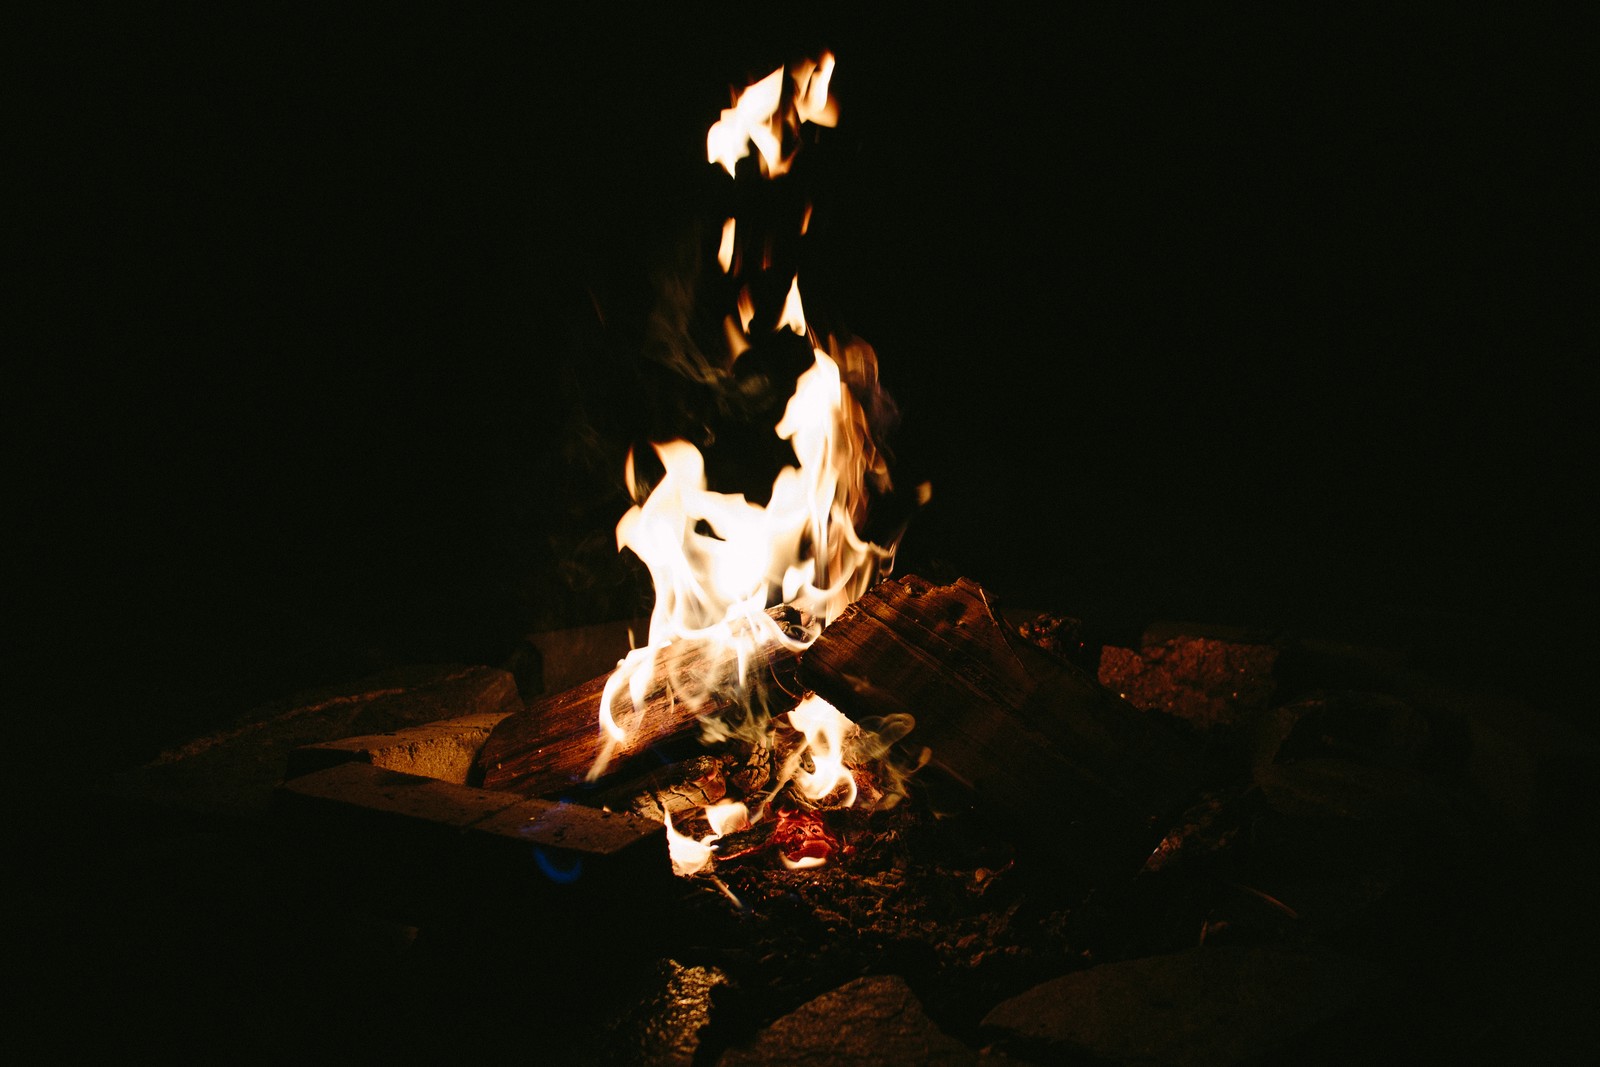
[798,575,1215,849]
[473,607,806,797]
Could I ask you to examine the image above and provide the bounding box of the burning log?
[473,606,807,797]
[586,754,731,822]
[799,575,1214,847]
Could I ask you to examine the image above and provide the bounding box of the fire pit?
[32,33,1589,1066]
[261,54,1591,1063]
[255,589,1579,1065]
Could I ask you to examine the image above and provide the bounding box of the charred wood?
[587,754,731,822]
[473,606,807,797]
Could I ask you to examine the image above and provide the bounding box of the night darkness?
[13,7,1593,772]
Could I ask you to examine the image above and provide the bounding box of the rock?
[507,616,649,698]
[1253,690,1432,770]
[615,959,730,1067]
[981,945,1386,1066]
[1390,670,1599,829]
[1245,758,1469,929]
[1254,758,1454,825]
[719,975,977,1066]
[1284,635,1408,692]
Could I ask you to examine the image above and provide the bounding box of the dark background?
[12,7,1593,768]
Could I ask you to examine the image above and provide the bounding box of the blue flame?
[533,847,584,884]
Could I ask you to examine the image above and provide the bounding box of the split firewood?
[473,606,807,797]
[799,575,1215,846]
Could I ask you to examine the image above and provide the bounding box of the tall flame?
[595,53,917,874]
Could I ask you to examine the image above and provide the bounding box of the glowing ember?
[597,52,922,876]
[772,808,840,870]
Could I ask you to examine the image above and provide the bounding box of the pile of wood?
[472,575,1213,863]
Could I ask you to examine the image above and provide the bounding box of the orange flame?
[706,50,838,179]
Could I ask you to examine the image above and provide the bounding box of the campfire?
[262,47,1551,1064]
[476,52,939,879]
[467,54,1210,890]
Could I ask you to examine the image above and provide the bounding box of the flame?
[781,853,827,871]
[706,51,838,179]
[786,694,857,807]
[777,276,807,335]
[705,800,751,836]
[792,53,838,129]
[665,811,718,878]
[707,66,785,177]
[596,52,917,876]
[718,218,737,274]
[736,289,756,335]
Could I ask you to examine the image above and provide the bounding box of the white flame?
[792,54,838,129]
[718,218,737,273]
[665,811,718,878]
[664,802,749,878]
[706,51,839,179]
[786,694,857,807]
[705,800,750,836]
[594,341,894,774]
[596,53,918,876]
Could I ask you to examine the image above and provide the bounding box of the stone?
[719,975,978,1066]
[1244,757,1470,930]
[508,616,649,697]
[981,945,1386,1066]
[1099,633,1280,730]
[1390,670,1598,829]
[1254,758,1455,825]
[1252,690,1431,770]
[1286,635,1408,692]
